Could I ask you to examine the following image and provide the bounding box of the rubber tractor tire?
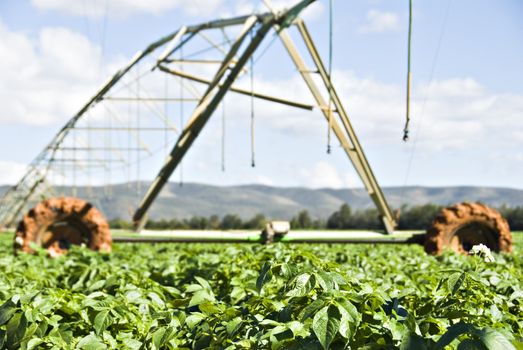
[424,202,512,255]
[14,197,112,256]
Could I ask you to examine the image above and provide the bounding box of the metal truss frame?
[0,0,397,234]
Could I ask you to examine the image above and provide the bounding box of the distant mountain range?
[1,182,522,221]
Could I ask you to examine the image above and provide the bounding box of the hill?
[2,182,522,220]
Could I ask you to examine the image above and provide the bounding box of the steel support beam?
[133,15,276,228]
[276,23,396,234]
[158,65,313,111]
[113,230,425,244]
[0,27,187,227]
[297,21,396,233]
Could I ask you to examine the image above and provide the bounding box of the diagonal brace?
[133,15,275,228]
[277,21,396,234]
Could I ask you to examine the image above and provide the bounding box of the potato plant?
[0,233,521,349]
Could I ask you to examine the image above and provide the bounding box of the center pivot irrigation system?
[0,0,513,256]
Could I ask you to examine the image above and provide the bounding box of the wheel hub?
[449,222,499,253]
[42,219,91,256]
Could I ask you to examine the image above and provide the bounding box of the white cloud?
[297,161,359,188]
[265,0,324,20]
[2,14,521,190]
[0,161,28,186]
[215,0,323,21]
[221,69,523,156]
[2,13,521,160]
[253,175,274,186]
[31,0,224,19]
[359,9,400,33]
[30,0,324,22]
[0,21,108,125]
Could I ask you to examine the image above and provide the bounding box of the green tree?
[351,208,380,229]
[188,216,208,229]
[327,204,352,229]
[220,214,243,230]
[499,205,523,230]
[291,210,313,229]
[397,204,442,230]
[108,218,132,229]
[244,214,266,229]
[208,215,221,229]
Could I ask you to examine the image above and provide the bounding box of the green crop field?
[0,232,522,349]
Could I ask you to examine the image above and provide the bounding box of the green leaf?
[186,313,205,329]
[256,261,273,293]
[189,290,214,307]
[226,317,243,336]
[316,272,335,291]
[151,327,166,349]
[287,273,316,297]
[435,322,475,349]
[287,321,307,338]
[194,276,213,292]
[0,300,16,326]
[447,272,466,295]
[199,300,221,314]
[477,328,516,350]
[122,338,142,350]
[148,292,165,309]
[124,290,141,303]
[312,305,341,349]
[337,299,360,340]
[336,299,360,324]
[88,279,106,291]
[0,299,16,326]
[6,312,27,350]
[93,309,112,335]
[400,333,430,350]
[300,299,325,321]
[457,339,487,350]
[27,338,44,350]
[77,334,107,350]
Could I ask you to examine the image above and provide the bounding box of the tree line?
[109,204,523,231]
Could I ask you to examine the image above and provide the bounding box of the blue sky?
[0,0,522,191]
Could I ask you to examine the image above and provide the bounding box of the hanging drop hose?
[403,0,413,142]
[179,45,184,186]
[250,29,256,168]
[221,100,226,172]
[326,0,333,154]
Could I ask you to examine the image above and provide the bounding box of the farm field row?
[0,232,521,349]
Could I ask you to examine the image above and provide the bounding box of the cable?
[403,0,413,142]
[399,0,453,207]
[253,30,279,64]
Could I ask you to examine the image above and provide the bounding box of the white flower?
[14,236,24,246]
[469,244,495,262]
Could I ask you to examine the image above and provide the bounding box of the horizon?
[2,180,523,192]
